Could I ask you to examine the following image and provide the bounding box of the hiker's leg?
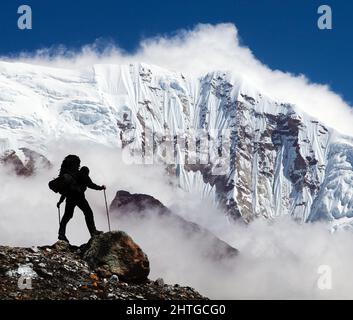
[59,199,75,237]
[77,197,97,236]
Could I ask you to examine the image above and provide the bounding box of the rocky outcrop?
[0,148,51,176]
[110,190,239,260]
[110,190,170,217]
[0,237,206,300]
[82,231,150,283]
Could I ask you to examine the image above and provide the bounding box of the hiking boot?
[58,234,69,243]
[91,230,103,237]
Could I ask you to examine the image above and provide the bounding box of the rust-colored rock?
[82,231,150,283]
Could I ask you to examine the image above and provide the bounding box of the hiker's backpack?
[48,173,81,195]
[49,154,82,195]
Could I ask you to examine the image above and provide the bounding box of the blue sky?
[0,0,352,104]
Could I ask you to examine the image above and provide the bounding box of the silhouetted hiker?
[56,156,106,243]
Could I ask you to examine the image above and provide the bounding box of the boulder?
[82,231,150,283]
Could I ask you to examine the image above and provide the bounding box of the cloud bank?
[3,23,353,135]
[2,142,353,299]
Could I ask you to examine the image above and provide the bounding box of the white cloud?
[123,213,353,299]
[2,141,353,299]
[2,23,353,135]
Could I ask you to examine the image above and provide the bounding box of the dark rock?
[96,267,112,278]
[0,148,51,176]
[109,275,119,282]
[82,231,150,283]
[155,278,164,287]
[51,240,72,251]
[110,190,239,260]
[110,190,169,217]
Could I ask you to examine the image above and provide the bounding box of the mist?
[2,141,353,299]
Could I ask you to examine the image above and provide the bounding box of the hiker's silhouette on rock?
[50,155,105,243]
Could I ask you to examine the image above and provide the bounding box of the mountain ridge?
[1,60,353,227]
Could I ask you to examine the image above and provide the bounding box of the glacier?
[1,60,353,226]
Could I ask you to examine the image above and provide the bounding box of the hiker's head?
[80,166,90,176]
[59,155,81,176]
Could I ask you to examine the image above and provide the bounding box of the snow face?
[1,60,353,225]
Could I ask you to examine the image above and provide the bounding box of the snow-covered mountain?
[1,60,353,226]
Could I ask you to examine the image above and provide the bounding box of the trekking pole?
[58,206,61,225]
[103,188,111,232]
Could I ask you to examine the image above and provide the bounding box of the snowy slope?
[1,60,353,225]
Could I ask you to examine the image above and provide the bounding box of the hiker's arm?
[87,177,105,190]
[57,195,65,208]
